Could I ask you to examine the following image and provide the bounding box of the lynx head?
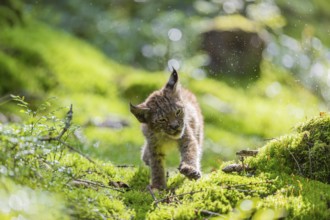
[130,69,185,139]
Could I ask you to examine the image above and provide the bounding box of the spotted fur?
[130,69,203,189]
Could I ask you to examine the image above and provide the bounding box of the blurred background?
[1,0,330,171]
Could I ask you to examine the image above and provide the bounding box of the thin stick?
[222,179,275,188]
[57,139,95,164]
[222,163,254,173]
[115,165,135,168]
[233,189,258,193]
[155,190,204,205]
[72,178,125,193]
[147,185,157,201]
[307,142,313,178]
[236,150,259,157]
[288,149,303,175]
[198,209,223,217]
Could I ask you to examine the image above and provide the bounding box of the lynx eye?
[159,118,167,123]
[175,109,182,116]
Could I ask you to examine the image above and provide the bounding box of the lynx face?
[130,69,186,139]
[149,98,185,139]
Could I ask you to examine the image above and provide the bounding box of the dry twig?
[198,209,223,217]
[288,149,303,175]
[147,185,158,201]
[307,142,313,178]
[222,164,254,173]
[71,178,125,193]
[221,179,276,189]
[115,165,135,168]
[236,150,259,157]
[155,190,204,205]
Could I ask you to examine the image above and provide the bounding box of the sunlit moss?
[212,15,261,33]
[1,104,330,219]
[249,115,330,183]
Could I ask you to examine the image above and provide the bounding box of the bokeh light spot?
[168,28,182,41]
[168,59,180,70]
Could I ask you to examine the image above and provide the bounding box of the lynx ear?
[165,68,179,91]
[130,103,150,123]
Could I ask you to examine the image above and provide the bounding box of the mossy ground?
[1,112,329,219]
[0,19,329,219]
[248,114,330,184]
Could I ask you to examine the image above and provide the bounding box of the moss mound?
[249,114,330,183]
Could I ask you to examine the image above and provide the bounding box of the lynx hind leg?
[179,138,202,180]
[141,144,150,166]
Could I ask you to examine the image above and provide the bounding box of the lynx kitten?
[130,69,203,189]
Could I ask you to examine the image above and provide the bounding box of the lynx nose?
[169,122,180,130]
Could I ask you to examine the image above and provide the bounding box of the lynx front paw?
[149,183,166,190]
[147,184,165,192]
[179,164,201,180]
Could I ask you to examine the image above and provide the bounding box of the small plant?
[0,96,136,219]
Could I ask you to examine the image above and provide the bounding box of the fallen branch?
[218,180,276,196]
[71,179,96,189]
[236,150,259,157]
[232,189,258,193]
[71,178,125,193]
[222,149,259,174]
[221,179,276,189]
[222,164,255,173]
[109,180,130,189]
[115,165,135,168]
[155,190,204,205]
[198,209,223,217]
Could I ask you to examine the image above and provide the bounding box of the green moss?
[1,103,330,220]
[210,15,261,32]
[249,115,330,183]
[147,170,330,219]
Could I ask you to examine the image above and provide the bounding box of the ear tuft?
[171,67,178,78]
[165,68,179,90]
